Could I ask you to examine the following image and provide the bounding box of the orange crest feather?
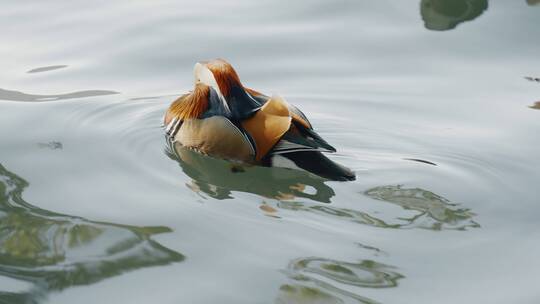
[206,59,242,97]
[166,84,210,123]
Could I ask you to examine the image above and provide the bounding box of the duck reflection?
[278,185,478,230]
[166,143,336,203]
[277,256,403,304]
[528,0,540,5]
[0,164,184,301]
[420,0,488,31]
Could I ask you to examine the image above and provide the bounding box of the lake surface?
[1,1,539,303]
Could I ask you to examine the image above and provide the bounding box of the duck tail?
[269,151,356,181]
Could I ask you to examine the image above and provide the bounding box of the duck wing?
[271,123,336,155]
[245,88,313,130]
[244,88,335,153]
[241,95,292,161]
[270,151,356,181]
[240,94,336,160]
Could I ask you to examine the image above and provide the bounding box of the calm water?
[1,1,539,303]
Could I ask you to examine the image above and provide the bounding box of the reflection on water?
[279,201,401,229]
[0,88,118,102]
[529,101,540,109]
[278,257,403,304]
[0,164,184,301]
[167,143,335,203]
[278,185,478,230]
[420,0,537,31]
[290,258,403,288]
[365,185,479,230]
[26,65,68,74]
[276,284,350,304]
[420,0,488,31]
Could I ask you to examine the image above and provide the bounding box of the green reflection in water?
[167,143,336,203]
[365,185,479,230]
[278,257,403,304]
[420,0,488,31]
[279,201,400,228]
[277,185,478,230]
[291,258,403,289]
[276,283,346,304]
[0,164,184,302]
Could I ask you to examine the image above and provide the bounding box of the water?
[1,0,539,303]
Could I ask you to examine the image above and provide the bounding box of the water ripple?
[277,256,404,304]
[26,65,68,74]
[0,88,118,102]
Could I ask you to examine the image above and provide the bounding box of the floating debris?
[529,101,540,110]
[356,243,387,257]
[403,158,437,166]
[524,76,540,82]
[37,141,63,150]
[260,203,278,213]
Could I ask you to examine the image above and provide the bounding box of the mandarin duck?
[164,59,355,181]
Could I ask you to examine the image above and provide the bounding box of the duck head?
[194,59,261,120]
